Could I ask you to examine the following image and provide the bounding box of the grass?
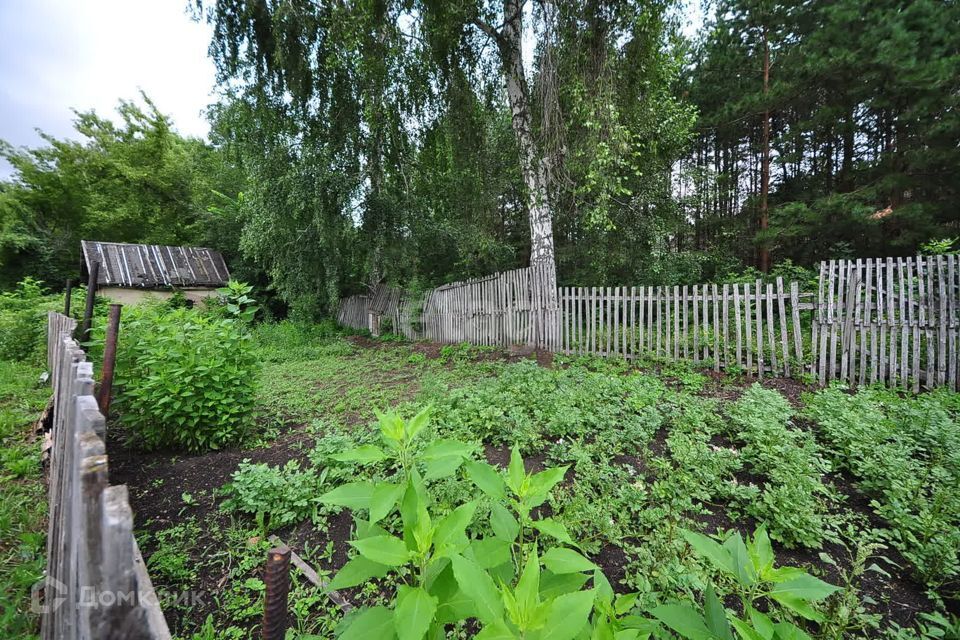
[0,360,50,638]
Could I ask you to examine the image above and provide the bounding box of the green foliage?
[654,527,839,639]
[433,361,665,453]
[115,304,259,452]
[726,386,831,548]
[0,359,49,637]
[0,278,62,362]
[147,519,202,586]
[321,409,641,640]
[0,93,247,288]
[222,460,328,534]
[213,280,260,323]
[803,386,960,587]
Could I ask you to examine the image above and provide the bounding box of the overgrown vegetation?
[114,301,259,452]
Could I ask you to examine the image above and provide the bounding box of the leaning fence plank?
[722,284,730,368]
[937,256,948,386]
[790,281,803,375]
[755,280,764,379]
[776,278,789,376]
[766,282,778,375]
[693,284,700,362]
[733,284,743,369]
[745,283,754,375]
[948,254,957,391]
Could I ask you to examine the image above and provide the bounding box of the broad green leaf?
[422,438,474,460]
[767,593,822,622]
[471,537,513,569]
[515,549,541,620]
[729,617,766,640]
[451,554,504,624]
[465,460,506,500]
[532,518,576,547]
[771,622,813,640]
[350,535,410,567]
[490,503,520,541]
[507,446,526,493]
[376,410,406,444]
[395,586,438,640]
[704,586,733,640]
[339,605,395,640]
[542,547,598,574]
[320,482,375,510]
[434,501,477,552]
[750,526,774,576]
[746,606,774,640]
[724,533,757,587]
[767,575,839,602]
[539,571,591,600]
[405,405,432,440]
[328,555,390,590]
[595,568,614,602]
[650,604,713,640]
[332,445,387,464]
[423,455,465,481]
[681,530,734,577]
[540,589,596,640]
[370,482,406,523]
[475,620,518,640]
[526,466,569,506]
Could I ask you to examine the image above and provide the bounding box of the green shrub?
[115,305,259,452]
[221,460,326,533]
[0,278,62,362]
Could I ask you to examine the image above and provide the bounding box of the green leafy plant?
[726,385,831,548]
[803,386,960,586]
[320,409,641,640]
[215,280,260,323]
[653,526,840,639]
[115,304,259,452]
[222,460,328,534]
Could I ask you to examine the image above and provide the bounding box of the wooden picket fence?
[812,255,960,391]
[338,254,960,391]
[44,311,170,640]
[338,265,561,350]
[557,278,813,378]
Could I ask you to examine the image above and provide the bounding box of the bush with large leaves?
[114,304,259,452]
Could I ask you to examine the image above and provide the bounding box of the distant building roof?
[81,240,230,289]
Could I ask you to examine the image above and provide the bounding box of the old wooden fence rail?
[44,311,170,640]
[557,278,813,378]
[812,255,960,391]
[338,254,959,390]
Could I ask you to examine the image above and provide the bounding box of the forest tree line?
[1,0,957,318]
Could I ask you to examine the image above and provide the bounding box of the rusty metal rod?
[63,279,73,316]
[262,545,291,640]
[97,304,122,416]
[78,261,100,343]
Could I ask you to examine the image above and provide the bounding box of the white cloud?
[0,0,216,176]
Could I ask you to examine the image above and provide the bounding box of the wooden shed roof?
[81,240,230,289]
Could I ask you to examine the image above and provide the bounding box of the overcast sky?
[0,1,703,179]
[0,0,215,177]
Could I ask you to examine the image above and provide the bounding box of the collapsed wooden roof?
[81,240,230,289]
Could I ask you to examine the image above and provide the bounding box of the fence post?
[79,261,100,343]
[98,304,122,416]
[262,545,291,640]
[64,279,73,316]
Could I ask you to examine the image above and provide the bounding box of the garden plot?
[109,326,959,639]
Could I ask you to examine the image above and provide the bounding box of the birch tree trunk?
[476,0,556,269]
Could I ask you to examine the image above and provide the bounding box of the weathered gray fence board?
[44,312,170,640]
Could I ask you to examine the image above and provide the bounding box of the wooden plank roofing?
[81,240,230,289]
